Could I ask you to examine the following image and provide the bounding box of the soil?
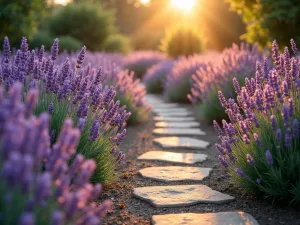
[101,104,300,225]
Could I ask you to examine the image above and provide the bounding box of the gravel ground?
[101,103,300,225]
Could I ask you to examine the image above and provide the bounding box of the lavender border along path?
[131,94,259,225]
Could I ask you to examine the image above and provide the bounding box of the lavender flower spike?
[265,150,274,165]
[3,36,10,63]
[76,46,86,68]
[235,168,245,177]
[51,38,59,61]
[246,153,255,166]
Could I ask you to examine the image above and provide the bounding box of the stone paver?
[155,121,200,128]
[152,212,259,225]
[152,108,189,114]
[154,116,196,122]
[153,128,206,136]
[153,116,196,122]
[153,137,210,150]
[157,111,193,117]
[138,151,207,164]
[139,166,212,182]
[133,185,234,208]
[151,103,180,109]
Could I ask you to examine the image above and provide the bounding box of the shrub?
[143,60,174,94]
[47,3,116,51]
[164,54,217,103]
[123,51,167,78]
[160,24,204,58]
[103,34,131,54]
[58,36,83,52]
[189,43,263,122]
[30,30,54,49]
[31,31,83,52]
[214,39,300,204]
[1,37,129,184]
[0,83,111,224]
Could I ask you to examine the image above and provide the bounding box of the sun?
[171,0,196,12]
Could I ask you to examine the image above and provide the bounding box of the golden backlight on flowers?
[171,0,196,12]
[140,0,151,5]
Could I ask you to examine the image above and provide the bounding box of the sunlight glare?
[140,0,151,5]
[171,0,196,12]
[54,0,70,5]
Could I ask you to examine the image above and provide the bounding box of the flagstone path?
[132,94,259,225]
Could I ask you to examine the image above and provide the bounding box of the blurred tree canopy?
[46,2,116,51]
[226,0,300,48]
[0,0,49,46]
[98,0,245,51]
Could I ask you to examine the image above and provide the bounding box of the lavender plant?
[143,60,174,94]
[0,37,129,184]
[123,51,167,78]
[189,43,263,122]
[71,51,150,125]
[215,40,300,204]
[113,70,151,124]
[164,54,217,103]
[0,83,111,225]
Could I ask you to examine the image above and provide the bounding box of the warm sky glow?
[54,0,70,5]
[140,0,151,5]
[171,0,196,12]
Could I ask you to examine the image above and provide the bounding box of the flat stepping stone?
[153,128,206,136]
[152,103,180,108]
[133,185,234,208]
[152,108,189,114]
[153,137,210,150]
[154,116,196,122]
[152,211,259,225]
[138,151,207,164]
[157,111,193,117]
[155,121,200,128]
[139,166,212,182]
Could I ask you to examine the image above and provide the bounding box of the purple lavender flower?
[272,40,280,67]
[51,38,59,61]
[48,103,54,114]
[246,153,255,165]
[38,45,45,62]
[282,103,290,128]
[270,115,277,131]
[290,39,298,55]
[218,91,228,108]
[276,128,282,143]
[265,150,274,165]
[76,46,86,68]
[253,133,261,146]
[285,130,292,148]
[89,120,100,141]
[292,119,299,137]
[235,168,245,177]
[3,36,10,63]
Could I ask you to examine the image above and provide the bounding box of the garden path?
[133,94,259,225]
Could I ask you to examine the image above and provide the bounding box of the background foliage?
[226,0,300,48]
[0,0,48,47]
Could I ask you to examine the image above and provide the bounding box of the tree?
[226,0,300,47]
[0,0,49,46]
